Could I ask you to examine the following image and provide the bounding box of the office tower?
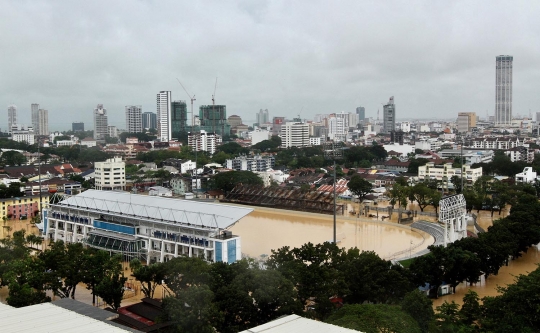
[142,112,157,130]
[457,112,477,133]
[93,104,108,141]
[281,121,309,148]
[171,100,188,136]
[38,109,49,135]
[382,96,396,134]
[72,122,85,132]
[199,105,230,136]
[271,116,285,136]
[356,107,365,122]
[495,55,513,126]
[255,109,269,126]
[328,112,348,142]
[7,105,17,134]
[31,103,39,133]
[157,91,171,141]
[125,105,143,133]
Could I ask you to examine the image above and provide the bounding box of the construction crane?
[176,78,199,198]
[211,77,219,135]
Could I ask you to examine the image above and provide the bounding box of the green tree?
[460,290,481,327]
[401,290,435,333]
[95,272,127,310]
[410,183,434,212]
[211,170,264,192]
[0,150,27,166]
[326,304,421,333]
[130,259,167,299]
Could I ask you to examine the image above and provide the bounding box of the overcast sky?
[2,0,540,131]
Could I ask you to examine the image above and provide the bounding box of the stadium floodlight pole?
[324,140,343,244]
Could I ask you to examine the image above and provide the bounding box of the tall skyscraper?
[7,105,17,134]
[199,105,230,136]
[157,91,171,141]
[255,109,269,126]
[356,107,365,122]
[93,104,108,141]
[495,55,513,126]
[31,103,39,133]
[142,112,157,130]
[382,96,395,134]
[281,122,309,148]
[125,105,143,133]
[171,101,188,135]
[38,109,49,135]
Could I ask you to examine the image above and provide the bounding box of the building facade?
[11,126,35,145]
[255,109,269,126]
[43,190,252,264]
[356,107,365,122]
[93,104,108,141]
[199,105,230,137]
[225,155,275,172]
[38,109,49,135]
[188,130,220,154]
[72,122,84,132]
[157,91,172,141]
[31,103,39,134]
[1,194,48,221]
[457,112,476,133]
[125,105,143,133]
[495,55,513,126]
[418,162,482,187]
[171,101,188,136]
[281,122,309,148]
[382,96,395,134]
[94,157,126,191]
[7,105,17,134]
[142,112,157,130]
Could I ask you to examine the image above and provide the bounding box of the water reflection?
[229,208,430,260]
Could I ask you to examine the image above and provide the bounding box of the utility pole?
[324,141,343,244]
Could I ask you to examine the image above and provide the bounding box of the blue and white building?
[43,190,252,264]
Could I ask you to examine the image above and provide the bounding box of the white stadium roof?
[240,314,362,333]
[0,302,131,333]
[55,190,253,230]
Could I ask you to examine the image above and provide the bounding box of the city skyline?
[2,1,540,131]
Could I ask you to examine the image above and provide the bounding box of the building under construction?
[199,105,231,137]
[171,100,188,134]
[222,184,345,215]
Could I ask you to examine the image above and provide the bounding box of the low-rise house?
[515,167,538,184]
[149,186,172,197]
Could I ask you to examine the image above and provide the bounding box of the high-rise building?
[328,112,348,142]
[356,107,365,122]
[255,109,269,126]
[72,122,85,132]
[382,96,396,134]
[457,112,477,133]
[142,112,157,130]
[157,91,172,141]
[7,105,17,134]
[93,104,108,141]
[281,122,309,148]
[495,55,513,126]
[188,130,220,154]
[125,105,143,133]
[38,109,49,135]
[271,117,285,136]
[31,103,39,133]
[199,105,230,136]
[171,101,188,136]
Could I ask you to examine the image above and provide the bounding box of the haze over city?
[2,0,540,130]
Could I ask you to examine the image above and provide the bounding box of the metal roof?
[56,189,253,230]
[240,314,361,333]
[0,302,133,333]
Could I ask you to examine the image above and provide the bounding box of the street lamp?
[324,140,344,244]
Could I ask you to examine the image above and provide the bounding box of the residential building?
[470,137,524,150]
[281,122,309,148]
[382,96,396,134]
[251,129,270,146]
[162,158,196,174]
[418,162,482,186]
[495,55,513,126]
[72,122,84,132]
[255,109,269,126]
[38,109,49,135]
[310,137,322,146]
[142,112,157,130]
[515,167,537,184]
[157,91,172,141]
[93,104,108,141]
[225,155,275,172]
[505,146,534,163]
[94,157,126,191]
[170,100,188,136]
[199,105,230,137]
[11,126,35,145]
[188,130,220,154]
[81,137,97,148]
[457,112,477,133]
[400,121,411,133]
[0,194,49,221]
[31,103,39,133]
[125,105,143,133]
[43,190,252,263]
[107,125,118,138]
[328,113,348,142]
[439,149,494,164]
[7,105,17,134]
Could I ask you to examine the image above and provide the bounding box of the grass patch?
[398,258,415,268]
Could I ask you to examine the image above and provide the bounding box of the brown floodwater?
[229,207,431,260]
